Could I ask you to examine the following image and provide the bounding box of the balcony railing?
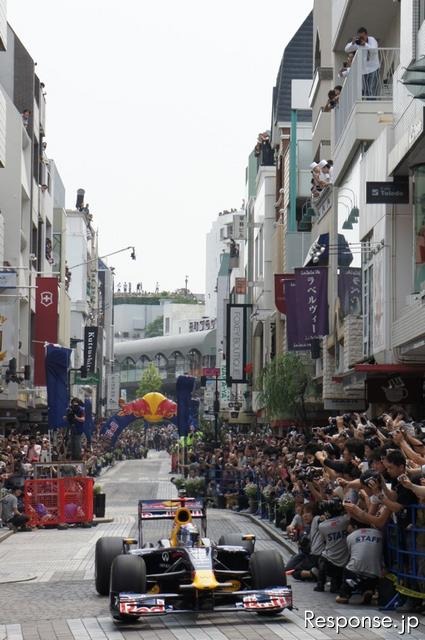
[335,48,400,145]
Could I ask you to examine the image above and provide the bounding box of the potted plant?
[171,476,186,492]
[244,482,259,513]
[93,483,106,518]
[276,492,295,529]
[184,476,205,497]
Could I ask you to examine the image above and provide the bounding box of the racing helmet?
[178,522,200,547]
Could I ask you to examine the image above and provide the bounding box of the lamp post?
[68,245,136,270]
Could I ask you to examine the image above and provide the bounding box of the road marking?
[3,625,23,640]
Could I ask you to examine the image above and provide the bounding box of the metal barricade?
[386,505,425,600]
[24,477,94,527]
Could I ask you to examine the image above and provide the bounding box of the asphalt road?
[0,454,423,640]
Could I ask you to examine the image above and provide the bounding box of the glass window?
[413,165,425,292]
[420,0,425,25]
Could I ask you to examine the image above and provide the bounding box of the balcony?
[333,48,399,183]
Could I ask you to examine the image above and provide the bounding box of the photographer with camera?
[345,27,380,97]
[65,397,85,461]
[314,498,350,593]
[286,503,325,582]
[335,517,383,605]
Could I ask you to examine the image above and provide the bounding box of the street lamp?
[68,245,136,270]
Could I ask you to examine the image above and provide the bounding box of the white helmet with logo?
[178,523,200,547]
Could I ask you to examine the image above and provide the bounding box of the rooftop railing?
[335,48,400,145]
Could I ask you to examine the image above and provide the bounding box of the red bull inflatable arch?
[100,392,177,447]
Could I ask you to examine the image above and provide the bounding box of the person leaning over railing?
[345,27,380,97]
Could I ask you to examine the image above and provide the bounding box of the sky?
[8,0,313,294]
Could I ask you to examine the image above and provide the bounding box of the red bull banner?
[100,392,177,448]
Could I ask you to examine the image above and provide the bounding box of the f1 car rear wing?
[138,498,207,546]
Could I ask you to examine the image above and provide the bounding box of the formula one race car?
[94,496,292,622]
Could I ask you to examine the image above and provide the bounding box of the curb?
[0,528,14,544]
[232,511,297,556]
[93,517,114,524]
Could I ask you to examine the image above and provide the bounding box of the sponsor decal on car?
[119,598,166,615]
[242,594,288,609]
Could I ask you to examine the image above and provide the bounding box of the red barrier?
[24,477,94,527]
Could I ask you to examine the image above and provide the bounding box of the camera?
[322,422,338,436]
[363,425,378,438]
[296,464,323,482]
[355,38,362,45]
[360,470,381,487]
[317,497,344,517]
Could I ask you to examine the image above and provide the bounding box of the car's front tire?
[110,554,147,622]
[95,537,124,595]
[250,550,287,615]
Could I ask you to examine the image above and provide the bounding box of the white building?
[162,301,213,336]
[65,203,98,371]
[113,295,166,342]
[205,209,244,318]
[310,0,425,411]
[0,19,70,422]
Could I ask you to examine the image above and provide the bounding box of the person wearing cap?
[318,159,332,184]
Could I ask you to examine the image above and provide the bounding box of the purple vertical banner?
[338,268,362,317]
[284,279,309,351]
[294,267,329,341]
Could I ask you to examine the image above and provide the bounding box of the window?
[420,0,425,25]
[165,317,170,334]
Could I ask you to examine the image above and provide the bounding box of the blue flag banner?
[100,412,137,448]
[45,344,72,430]
[83,398,94,439]
[176,375,195,437]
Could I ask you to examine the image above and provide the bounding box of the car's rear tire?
[218,533,255,554]
[95,537,123,595]
[250,550,287,615]
[110,554,147,622]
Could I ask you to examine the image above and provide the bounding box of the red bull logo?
[119,392,177,423]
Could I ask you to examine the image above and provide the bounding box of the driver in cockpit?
[178,523,200,547]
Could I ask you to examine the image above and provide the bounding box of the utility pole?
[185,275,189,296]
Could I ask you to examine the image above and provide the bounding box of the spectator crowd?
[2,401,424,613]
[177,406,425,614]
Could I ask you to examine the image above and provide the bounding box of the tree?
[137,362,163,397]
[258,352,313,423]
[144,316,164,338]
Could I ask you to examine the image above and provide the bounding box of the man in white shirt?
[345,27,380,97]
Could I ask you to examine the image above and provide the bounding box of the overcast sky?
[8,0,313,294]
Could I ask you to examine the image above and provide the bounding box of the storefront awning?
[354,363,425,375]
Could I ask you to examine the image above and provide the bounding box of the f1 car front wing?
[115,587,293,617]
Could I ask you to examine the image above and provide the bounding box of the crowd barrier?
[24,477,94,527]
[386,504,425,601]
